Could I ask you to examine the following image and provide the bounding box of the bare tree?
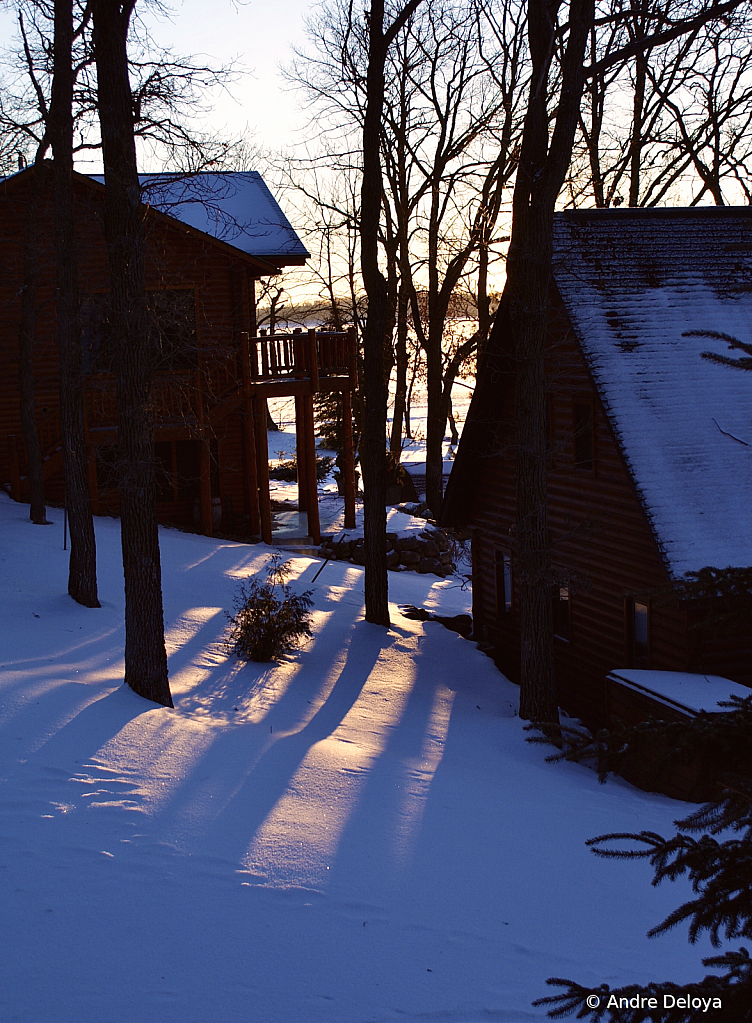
[570,0,752,207]
[92,0,172,707]
[50,0,99,606]
[501,0,747,728]
[360,0,424,626]
[382,0,527,514]
[17,142,49,525]
[288,0,528,518]
[8,10,53,526]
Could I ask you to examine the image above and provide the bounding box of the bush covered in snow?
[225,554,313,662]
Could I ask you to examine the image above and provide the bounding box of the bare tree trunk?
[360,8,391,625]
[51,0,99,607]
[447,403,459,447]
[18,154,49,525]
[93,0,172,707]
[390,285,408,455]
[360,0,423,626]
[424,331,444,516]
[629,45,647,206]
[503,0,593,727]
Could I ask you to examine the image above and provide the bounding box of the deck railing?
[72,327,357,433]
[250,327,355,385]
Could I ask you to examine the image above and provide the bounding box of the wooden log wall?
[468,288,722,728]
[0,169,259,535]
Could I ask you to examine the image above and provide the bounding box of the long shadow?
[0,684,163,832]
[157,620,396,869]
[327,624,460,895]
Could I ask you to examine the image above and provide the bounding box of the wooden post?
[253,395,272,545]
[195,367,213,538]
[295,394,308,514]
[302,394,320,543]
[346,325,358,390]
[242,405,261,537]
[343,325,358,529]
[342,388,356,529]
[240,331,261,536]
[199,438,213,537]
[307,328,319,393]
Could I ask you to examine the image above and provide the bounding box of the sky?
[136,0,321,156]
[0,0,323,164]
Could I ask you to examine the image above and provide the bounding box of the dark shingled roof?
[442,207,752,576]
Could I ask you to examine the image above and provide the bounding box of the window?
[628,599,650,668]
[154,439,200,503]
[573,401,594,471]
[552,585,571,641]
[495,550,512,617]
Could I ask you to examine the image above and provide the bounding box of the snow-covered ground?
[0,488,720,1022]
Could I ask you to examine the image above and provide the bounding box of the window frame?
[552,583,572,642]
[494,549,513,619]
[626,597,651,669]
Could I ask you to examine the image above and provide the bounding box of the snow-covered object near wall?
[553,208,751,579]
[90,171,309,265]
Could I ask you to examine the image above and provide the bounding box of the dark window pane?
[574,402,594,470]
[175,440,200,501]
[495,551,512,616]
[154,441,174,502]
[553,585,571,641]
[633,601,649,668]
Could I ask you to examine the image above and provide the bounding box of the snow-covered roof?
[553,208,751,579]
[90,171,309,265]
[608,669,750,715]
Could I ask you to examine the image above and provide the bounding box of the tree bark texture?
[360,0,424,625]
[360,3,403,626]
[503,0,593,726]
[51,0,100,607]
[18,156,49,525]
[93,0,172,707]
[389,286,408,455]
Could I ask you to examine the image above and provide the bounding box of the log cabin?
[0,166,357,544]
[441,207,751,727]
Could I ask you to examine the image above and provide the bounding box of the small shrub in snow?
[225,554,313,662]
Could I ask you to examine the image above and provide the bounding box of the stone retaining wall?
[317,526,456,578]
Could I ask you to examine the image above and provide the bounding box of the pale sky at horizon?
[0,0,326,168]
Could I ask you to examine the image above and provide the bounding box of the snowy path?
[0,494,716,1022]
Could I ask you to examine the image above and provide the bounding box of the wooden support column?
[307,328,319,393]
[198,438,213,537]
[253,395,272,545]
[240,331,261,536]
[302,393,320,543]
[241,404,260,536]
[342,388,356,529]
[194,366,213,537]
[343,324,358,529]
[295,394,308,513]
